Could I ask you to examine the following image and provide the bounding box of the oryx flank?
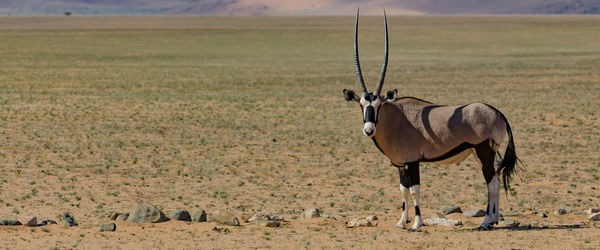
[343,9,520,231]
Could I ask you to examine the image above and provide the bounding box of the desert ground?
[0,16,599,249]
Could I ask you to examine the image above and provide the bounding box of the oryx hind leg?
[475,140,500,230]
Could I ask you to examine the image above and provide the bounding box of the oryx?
[342,9,521,231]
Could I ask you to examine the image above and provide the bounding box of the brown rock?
[209,210,240,226]
[589,213,600,221]
[20,216,37,227]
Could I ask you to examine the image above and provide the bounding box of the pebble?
[347,215,378,228]
[442,206,462,215]
[586,208,600,215]
[248,211,284,222]
[100,223,116,232]
[191,209,207,222]
[424,218,462,227]
[209,210,240,226]
[554,208,567,215]
[0,219,22,226]
[169,210,191,221]
[257,219,281,227]
[463,209,486,217]
[37,220,57,226]
[20,216,37,227]
[304,209,320,220]
[501,220,519,227]
[540,213,548,218]
[127,205,169,223]
[116,213,129,221]
[321,214,337,220]
[60,213,78,227]
[589,213,600,221]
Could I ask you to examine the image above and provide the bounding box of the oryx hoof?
[407,228,421,232]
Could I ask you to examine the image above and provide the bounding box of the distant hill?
[1,0,599,15]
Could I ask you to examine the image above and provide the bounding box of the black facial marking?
[365,106,375,123]
[415,206,421,217]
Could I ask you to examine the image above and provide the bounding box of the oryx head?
[343,9,397,137]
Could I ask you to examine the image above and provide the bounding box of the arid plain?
[0,16,599,248]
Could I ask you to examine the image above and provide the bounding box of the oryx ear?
[343,89,359,102]
[385,89,398,102]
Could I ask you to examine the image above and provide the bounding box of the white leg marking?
[395,185,410,228]
[410,185,422,230]
[481,175,500,228]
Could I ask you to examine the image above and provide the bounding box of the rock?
[463,209,486,217]
[424,218,462,227]
[586,208,600,215]
[109,212,127,220]
[0,219,22,226]
[540,213,548,218]
[60,213,78,227]
[554,208,567,215]
[116,213,129,221]
[304,209,320,220]
[501,220,519,227]
[321,214,337,220]
[248,211,285,222]
[19,216,37,227]
[442,206,462,215]
[257,219,281,227]
[434,212,447,219]
[209,210,240,226]
[191,209,207,222]
[347,215,378,228]
[127,205,169,223]
[589,213,600,221]
[37,220,57,226]
[99,223,116,232]
[169,210,191,221]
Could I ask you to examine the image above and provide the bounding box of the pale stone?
[424,218,462,227]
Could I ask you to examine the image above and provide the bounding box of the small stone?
[434,212,447,219]
[540,213,548,218]
[0,219,22,226]
[501,220,519,227]
[209,210,240,226]
[589,213,600,221]
[321,214,337,220]
[37,220,57,226]
[463,209,486,217]
[304,209,320,220]
[442,206,462,215]
[60,213,78,227]
[586,208,600,215]
[100,223,116,232]
[347,215,378,228]
[108,212,120,220]
[169,210,191,221]
[424,218,462,227]
[554,208,567,215]
[257,219,281,227]
[116,213,129,221]
[191,209,207,222]
[127,205,168,223]
[248,211,284,222]
[19,216,37,227]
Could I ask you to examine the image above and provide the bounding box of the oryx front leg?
[409,184,423,231]
[395,167,410,228]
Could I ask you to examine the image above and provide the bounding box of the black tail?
[496,113,522,194]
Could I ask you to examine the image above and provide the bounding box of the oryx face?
[343,8,393,137]
[344,89,397,137]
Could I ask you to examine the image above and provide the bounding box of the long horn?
[354,8,368,95]
[373,9,389,97]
